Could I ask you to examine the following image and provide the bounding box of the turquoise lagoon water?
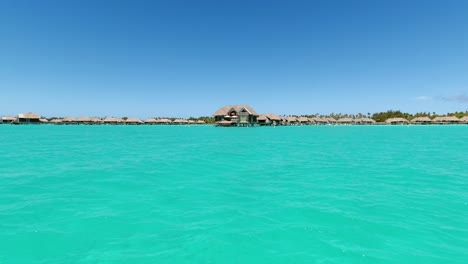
[0,125,467,263]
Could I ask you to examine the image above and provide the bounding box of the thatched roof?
[145,118,157,123]
[337,117,354,123]
[257,114,268,121]
[173,119,187,123]
[459,116,468,123]
[297,117,309,122]
[62,117,77,122]
[18,112,41,119]
[385,117,409,124]
[196,120,206,124]
[411,116,431,123]
[77,117,92,122]
[326,117,337,123]
[2,116,16,121]
[286,116,298,122]
[258,113,281,121]
[432,116,460,123]
[213,105,259,116]
[125,118,143,124]
[188,120,196,124]
[90,117,103,123]
[266,113,281,121]
[39,118,48,123]
[359,118,376,123]
[103,117,123,123]
[312,117,328,123]
[49,119,63,124]
[159,118,172,123]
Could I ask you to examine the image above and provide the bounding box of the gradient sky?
[1,0,468,118]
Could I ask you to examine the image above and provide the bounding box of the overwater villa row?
[213,105,468,126]
[0,113,206,125]
[2,107,468,125]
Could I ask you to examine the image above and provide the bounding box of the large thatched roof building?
[213,105,259,126]
[18,112,41,123]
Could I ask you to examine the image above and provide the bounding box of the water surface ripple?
[0,125,467,263]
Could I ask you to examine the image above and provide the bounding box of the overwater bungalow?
[18,112,41,124]
[49,119,63,124]
[326,117,337,124]
[337,117,355,124]
[91,117,103,124]
[385,117,409,124]
[286,116,299,125]
[297,116,310,125]
[312,117,328,125]
[196,120,206,124]
[2,116,16,124]
[62,117,77,124]
[257,113,281,126]
[358,118,376,124]
[460,116,468,123]
[172,119,188,125]
[188,120,196,125]
[159,118,172,124]
[39,118,49,123]
[103,117,123,124]
[125,118,144,125]
[213,105,259,127]
[432,116,460,124]
[76,117,92,124]
[145,118,157,124]
[411,116,432,124]
[257,114,279,126]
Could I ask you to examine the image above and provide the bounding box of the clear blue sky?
[1,0,467,118]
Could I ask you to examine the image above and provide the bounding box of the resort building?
[145,118,157,124]
[385,117,409,124]
[213,105,259,126]
[297,117,309,125]
[18,112,41,123]
[432,116,460,124]
[460,116,468,123]
[62,117,77,124]
[257,113,282,126]
[337,117,355,124]
[76,117,92,124]
[125,118,144,125]
[311,117,328,124]
[358,118,376,124]
[49,119,63,124]
[2,116,16,124]
[158,118,173,124]
[103,117,124,124]
[411,117,432,124]
[173,119,188,125]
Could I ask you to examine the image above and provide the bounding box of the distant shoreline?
[2,109,468,126]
